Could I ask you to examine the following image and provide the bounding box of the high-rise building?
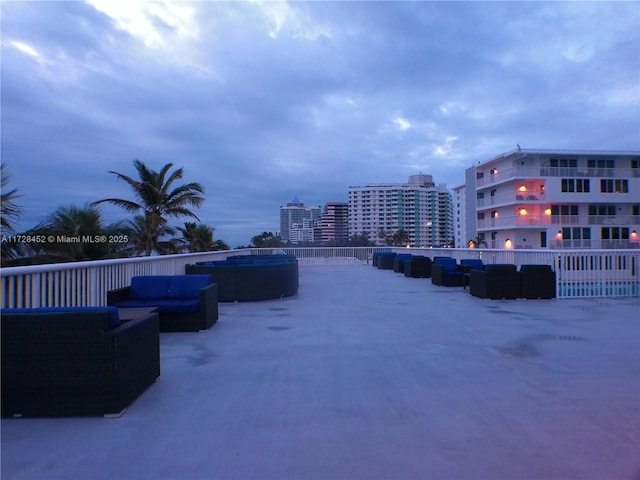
[452,184,467,248]
[313,202,349,244]
[279,197,321,244]
[348,174,454,247]
[464,148,640,249]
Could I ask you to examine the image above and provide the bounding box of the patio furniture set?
[373,252,556,300]
[185,254,299,302]
[1,255,299,418]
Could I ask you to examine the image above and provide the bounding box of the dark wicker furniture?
[520,264,556,299]
[469,264,521,299]
[431,258,464,287]
[376,253,397,270]
[185,255,299,302]
[107,275,218,332]
[458,259,484,273]
[404,256,432,278]
[393,254,413,273]
[1,306,160,418]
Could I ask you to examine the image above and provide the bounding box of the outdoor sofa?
[520,264,556,299]
[1,306,160,418]
[404,256,431,278]
[458,259,485,272]
[107,274,218,332]
[469,264,521,299]
[431,257,465,287]
[375,252,397,270]
[393,253,414,273]
[185,254,298,302]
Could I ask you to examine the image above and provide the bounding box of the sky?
[2,1,639,247]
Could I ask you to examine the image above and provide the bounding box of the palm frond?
[159,164,181,194]
[92,198,143,213]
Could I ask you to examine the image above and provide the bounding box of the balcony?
[477,214,640,233]
[2,257,639,480]
[477,191,546,207]
[477,166,639,187]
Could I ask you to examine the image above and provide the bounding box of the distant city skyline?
[2,2,638,247]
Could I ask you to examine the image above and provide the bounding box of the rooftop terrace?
[2,264,639,480]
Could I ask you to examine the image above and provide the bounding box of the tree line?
[0,160,228,266]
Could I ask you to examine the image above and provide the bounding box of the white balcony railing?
[477,214,640,230]
[476,166,639,188]
[1,247,639,306]
[477,191,546,207]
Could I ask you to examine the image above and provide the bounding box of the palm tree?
[211,239,230,251]
[468,236,488,249]
[391,229,410,247]
[1,163,22,233]
[26,204,126,263]
[176,222,215,252]
[377,228,391,246]
[121,215,177,257]
[251,231,284,248]
[92,160,205,255]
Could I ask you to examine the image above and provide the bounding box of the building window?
[550,158,577,168]
[551,205,579,224]
[633,205,640,216]
[600,179,628,193]
[562,227,591,246]
[561,178,590,192]
[588,159,615,170]
[601,227,629,240]
[588,205,615,216]
[552,206,575,215]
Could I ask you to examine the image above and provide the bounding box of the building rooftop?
[2,264,639,480]
[485,148,640,164]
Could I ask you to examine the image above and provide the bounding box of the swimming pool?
[558,281,640,298]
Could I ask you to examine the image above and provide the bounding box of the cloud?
[1,1,638,247]
[9,40,40,59]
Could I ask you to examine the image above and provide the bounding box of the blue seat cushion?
[115,298,201,314]
[130,276,171,299]
[435,258,458,272]
[168,275,211,299]
[460,259,484,270]
[1,306,120,329]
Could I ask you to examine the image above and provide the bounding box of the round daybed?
[185,254,298,302]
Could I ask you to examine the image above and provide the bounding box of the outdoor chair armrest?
[107,286,132,306]
[107,309,159,336]
[200,283,218,315]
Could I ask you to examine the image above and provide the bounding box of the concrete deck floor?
[2,265,639,480]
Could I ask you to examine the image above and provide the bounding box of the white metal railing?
[476,166,638,188]
[251,246,392,264]
[1,247,638,306]
[1,250,238,308]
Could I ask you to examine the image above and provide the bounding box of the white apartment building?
[452,184,467,248]
[465,149,640,249]
[289,218,315,244]
[348,174,454,247]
